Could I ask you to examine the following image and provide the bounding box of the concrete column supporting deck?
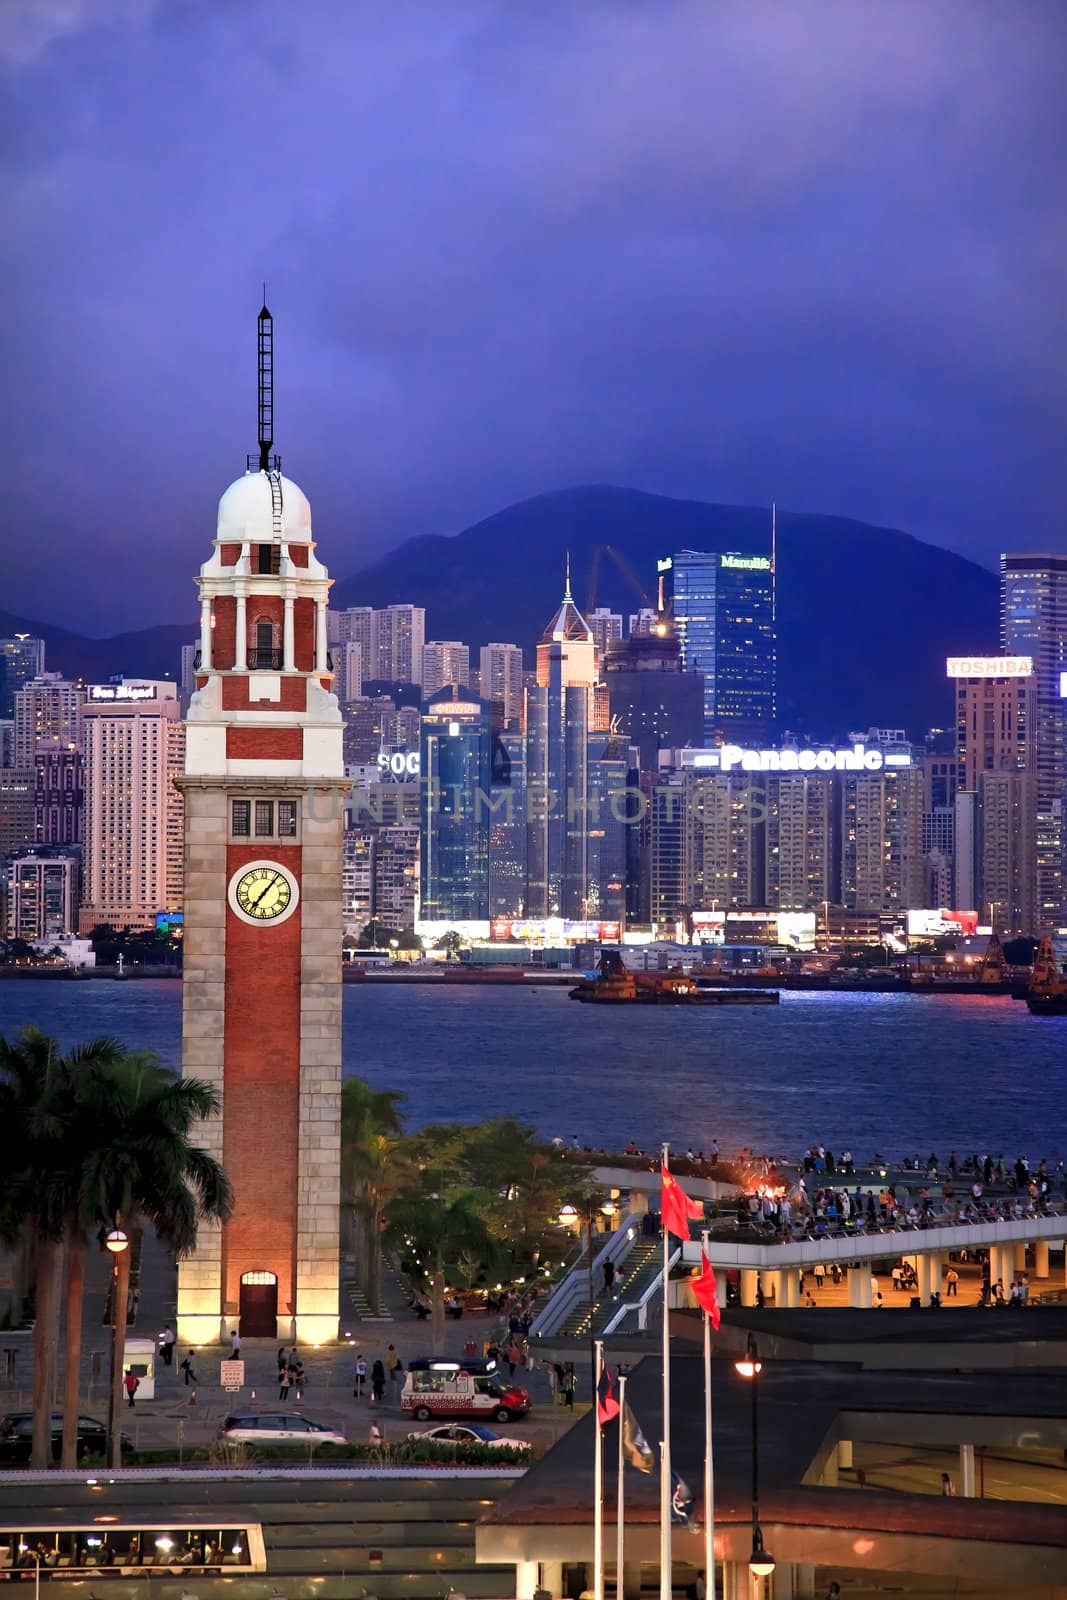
[989,1243,1011,1297]
[515,1558,538,1599]
[740,1268,759,1307]
[848,1264,873,1307]
[917,1250,942,1305]
[1014,1243,1028,1271]
[779,1267,801,1308]
[838,1439,854,1470]
[762,1269,781,1304]
[540,1560,563,1597]
[721,1561,748,1600]
[1033,1240,1050,1278]
[961,1441,977,1497]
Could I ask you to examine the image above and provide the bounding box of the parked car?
[407,1422,532,1451]
[218,1413,347,1446]
[0,1412,131,1464]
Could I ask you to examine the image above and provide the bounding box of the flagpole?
[616,1372,626,1600]
[660,1141,671,1600]
[594,1338,604,1600]
[701,1227,715,1600]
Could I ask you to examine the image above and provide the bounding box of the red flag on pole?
[661,1165,703,1240]
[691,1250,721,1329]
[597,1360,621,1426]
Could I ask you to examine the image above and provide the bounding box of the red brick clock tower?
[177,306,345,1345]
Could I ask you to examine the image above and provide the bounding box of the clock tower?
[176,304,345,1346]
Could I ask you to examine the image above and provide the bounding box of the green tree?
[340,1077,412,1313]
[434,930,464,958]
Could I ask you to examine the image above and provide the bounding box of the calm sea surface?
[1,979,1065,1163]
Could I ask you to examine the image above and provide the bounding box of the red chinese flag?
[661,1165,704,1240]
[691,1250,721,1329]
[597,1362,621,1426]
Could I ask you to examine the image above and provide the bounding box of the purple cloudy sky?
[3,0,1065,633]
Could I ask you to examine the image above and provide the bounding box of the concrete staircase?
[559,1240,661,1338]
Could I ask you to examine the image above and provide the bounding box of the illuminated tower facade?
[176,306,345,1345]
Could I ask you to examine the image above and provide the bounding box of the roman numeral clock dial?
[228,860,300,927]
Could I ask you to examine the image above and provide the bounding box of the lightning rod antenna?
[257,295,273,472]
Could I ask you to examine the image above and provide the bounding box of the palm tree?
[0,1028,122,1470]
[341,1078,410,1312]
[75,1054,232,1468]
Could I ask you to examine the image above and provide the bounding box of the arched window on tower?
[251,618,278,670]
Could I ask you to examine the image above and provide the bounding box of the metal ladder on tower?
[268,469,283,542]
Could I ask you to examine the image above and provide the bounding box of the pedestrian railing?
[529,1215,645,1339]
[600,1244,681,1335]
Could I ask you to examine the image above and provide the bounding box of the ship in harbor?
[1026,935,1067,1016]
[569,949,778,1005]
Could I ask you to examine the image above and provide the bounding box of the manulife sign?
[720,554,771,571]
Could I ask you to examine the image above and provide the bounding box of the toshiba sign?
[946,656,1033,678]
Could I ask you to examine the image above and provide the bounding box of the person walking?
[813,1260,826,1291]
[292,1360,305,1401]
[180,1351,198,1387]
[278,1366,291,1403]
[603,1259,616,1295]
[230,1329,241,1358]
[941,1472,956,1496]
[369,1419,384,1448]
[123,1369,139,1408]
[159,1327,176,1367]
[353,1355,367,1399]
[371,1359,386,1407]
[277,1346,287,1384]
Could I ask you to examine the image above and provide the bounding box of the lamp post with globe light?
[734,1334,774,1585]
[105,1224,130,1470]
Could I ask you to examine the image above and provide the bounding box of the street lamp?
[559,1198,619,1386]
[105,1223,130,1471]
[734,1335,774,1581]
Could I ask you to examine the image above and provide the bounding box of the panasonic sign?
[690,742,909,773]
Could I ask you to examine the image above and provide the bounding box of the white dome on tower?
[217,469,312,543]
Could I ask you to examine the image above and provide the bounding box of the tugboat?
[1026,935,1067,1016]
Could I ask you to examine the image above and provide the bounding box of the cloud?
[1,0,1065,631]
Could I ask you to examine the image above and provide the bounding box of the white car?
[219,1412,347,1445]
[407,1422,532,1451]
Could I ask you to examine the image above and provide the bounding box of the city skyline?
[4,1,1067,634]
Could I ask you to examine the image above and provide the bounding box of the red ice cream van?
[401,1357,531,1422]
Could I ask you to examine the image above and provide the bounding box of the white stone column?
[628,1188,649,1216]
[315,599,328,673]
[1033,1240,1050,1278]
[200,598,213,670]
[927,1251,942,1301]
[838,1439,854,1471]
[283,593,295,671]
[234,592,247,671]
[762,1269,781,1305]
[779,1269,800,1308]
[722,1561,748,1600]
[791,1565,816,1599]
[772,1565,796,1599]
[1014,1243,1027,1272]
[848,1265,873,1308]
[988,1245,1008,1298]
[960,1442,976,1497]
[515,1559,538,1599]
[740,1269,759,1307]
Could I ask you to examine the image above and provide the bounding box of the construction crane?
[584,544,652,615]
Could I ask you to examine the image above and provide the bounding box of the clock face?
[228,860,300,927]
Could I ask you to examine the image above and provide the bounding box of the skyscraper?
[421,641,470,696]
[841,760,925,914]
[602,618,704,772]
[419,688,495,923]
[0,636,45,719]
[375,604,426,685]
[526,569,597,918]
[766,773,839,910]
[79,681,185,932]
[338,640,363,703]
[1000,555,1067,924]
[35,747,84,845]
[6,851,79,942]
[13,673,84,767]
[660,546,776,743]
[479,643,524,727]
[588,607,623,666]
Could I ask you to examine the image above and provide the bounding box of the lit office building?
[489,730,526,917]
[79,681,185,932]
[0,770,36,928]
[688,769,766,909]
[342,828,375,935]
[660,547,775,743]
[976,770,1037,934]
[13,673,84,766]
[6,850,79,942]
[0,636,45,719]
[421,641,470,697]
[603,619,704,773]
[951,657,1036,791]
[374,824,420,930]
[585,731,633,925]
[479,643,524,728]
[419,689,495,923]
[337,640,363,704]
[526,571,598,918]
[1000,555,1067,922]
